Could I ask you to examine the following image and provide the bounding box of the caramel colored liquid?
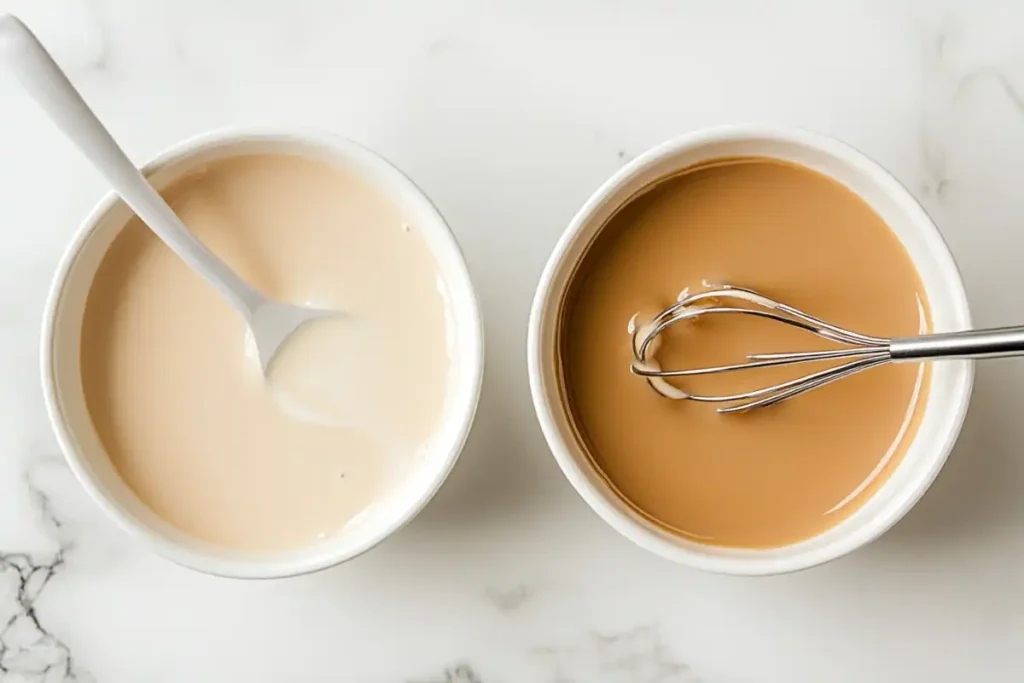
[560,158,929,548]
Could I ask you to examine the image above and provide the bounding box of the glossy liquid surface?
[560,158,929,548]
[81,154,451,552]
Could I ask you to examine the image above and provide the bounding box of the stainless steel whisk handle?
[891,325,1024,361]
[632,285,1024,413]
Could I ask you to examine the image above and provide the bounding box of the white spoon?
[0,15,334,370]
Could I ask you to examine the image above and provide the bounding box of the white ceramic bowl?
[528,124,973,576]
[42,128,484,578]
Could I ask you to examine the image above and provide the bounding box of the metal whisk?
[630,284,1024,414]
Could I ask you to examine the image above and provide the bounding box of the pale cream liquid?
[80,154,452,552]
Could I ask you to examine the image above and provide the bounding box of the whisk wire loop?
[629,285,894,413]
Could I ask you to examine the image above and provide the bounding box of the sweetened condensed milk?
[80,154,452,552]
[559,158,929,548]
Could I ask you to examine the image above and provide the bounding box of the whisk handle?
[891,326,1024,361]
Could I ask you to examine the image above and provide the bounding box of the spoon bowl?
[249,302,340,371]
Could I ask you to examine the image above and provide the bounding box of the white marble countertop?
[0,0,1021,680]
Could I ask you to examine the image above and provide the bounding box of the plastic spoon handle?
[0,15,263,318]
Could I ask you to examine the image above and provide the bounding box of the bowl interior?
[530,126,973,575]
[45,131,483,578]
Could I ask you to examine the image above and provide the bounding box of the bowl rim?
[527,122,974,576]
[40,126,485,579]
